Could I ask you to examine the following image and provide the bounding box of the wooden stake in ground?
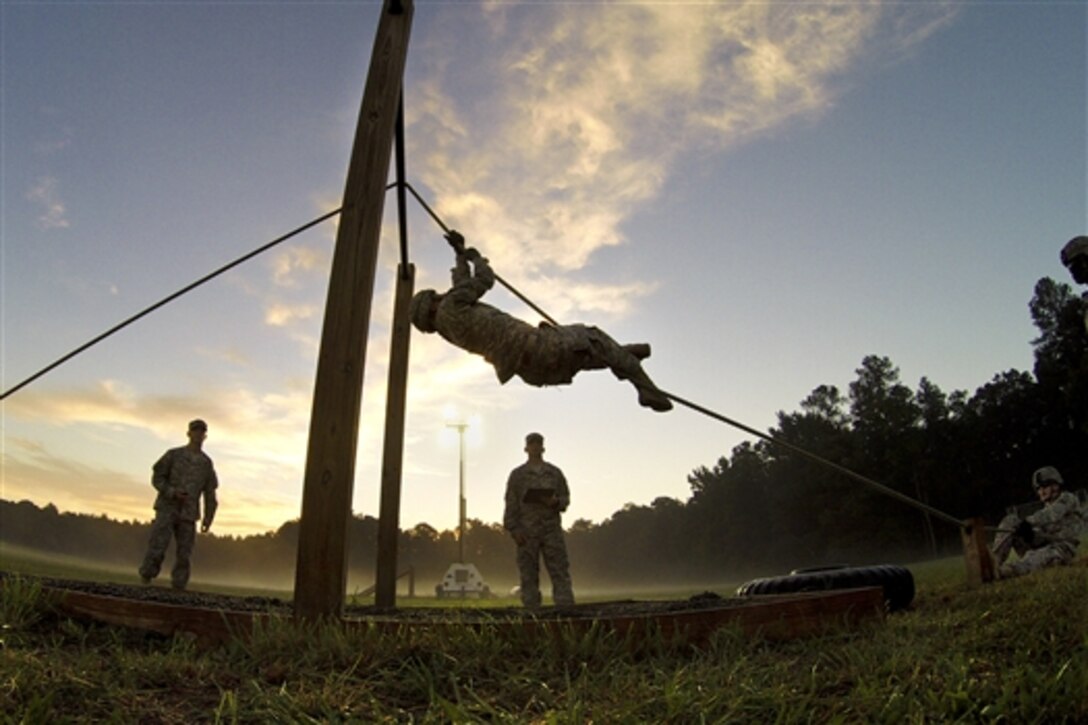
[961,516,996,586]
[294,0,414,621]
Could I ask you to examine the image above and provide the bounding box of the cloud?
[2,2,962,537]
[2,379,317,534]
[409,1,959,313]
[1,443,149,524]
[270,245,329,288]
[264,303,318,327]
[26,176,70,229]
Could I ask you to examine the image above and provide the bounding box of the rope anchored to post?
[403,190,969,531]
[1,207,343,401]
[3,178,971,534]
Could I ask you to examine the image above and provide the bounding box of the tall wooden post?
[375,262,414,609]
[375,93,414,610]
[294,0,414,620]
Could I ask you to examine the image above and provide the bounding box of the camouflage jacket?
[152,446,219,526]
[503,460,570,536]
[434,255,593,386]
[1026,490,1084,553]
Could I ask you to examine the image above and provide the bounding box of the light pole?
[446,421,469,564]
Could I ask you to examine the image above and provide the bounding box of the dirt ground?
[3,571,744,622]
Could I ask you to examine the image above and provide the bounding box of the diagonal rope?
[3,179,970,532]
[660,390,966,529]
[402,185,966,530]
[1,207,343,401]
[402,183,558,326]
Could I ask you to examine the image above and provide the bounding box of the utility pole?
[447,422,469,564]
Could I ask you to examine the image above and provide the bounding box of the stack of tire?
[736,564,915,612]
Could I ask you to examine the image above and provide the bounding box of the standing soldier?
[139,418,219,590]
[503,432,575,608]
[1060,235,1088,333]
[409,232,672,412]
[992,466,1084,578]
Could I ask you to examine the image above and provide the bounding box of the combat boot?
[626,372,665,411]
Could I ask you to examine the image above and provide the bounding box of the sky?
[2,1,1085,541]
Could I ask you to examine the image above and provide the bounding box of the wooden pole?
[374,94,413,610]
[961,516,996,586]
[375,262,415,609]
[293,0,414,620]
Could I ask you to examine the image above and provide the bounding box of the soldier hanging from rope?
[410,231,672,412]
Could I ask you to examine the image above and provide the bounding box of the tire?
[736,564,915,612]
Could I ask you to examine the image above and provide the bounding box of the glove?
[445,230,466,253]
[1014,519,1035,545]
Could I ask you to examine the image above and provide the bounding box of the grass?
[2,551,1087,722]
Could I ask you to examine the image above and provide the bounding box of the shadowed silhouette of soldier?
[1061,235,1088,334]
[410,232,671,412]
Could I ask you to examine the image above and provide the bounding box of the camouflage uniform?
[992,490,1083,578]
[138,445,218,589]
[411,248,671,411]
[503,460,574,607]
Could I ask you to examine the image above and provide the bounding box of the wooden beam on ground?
[294,0,414,621]
[39,583,884,648]
[375,263,415,609]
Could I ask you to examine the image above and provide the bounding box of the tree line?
[2,277,1084,591]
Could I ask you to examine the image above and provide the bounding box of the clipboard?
[522,488,556,505]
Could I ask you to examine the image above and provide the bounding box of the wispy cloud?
[26,176,70,229]
[0,354,507,534]
[2,442,148,523]
[2,2,962,536]
[270,245,329,288]
[264,303,318,327]
[410,1,959,313]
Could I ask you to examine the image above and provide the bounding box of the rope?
[398,185,967,530]
[3,177,971,534]
[394,94,410,277]
[661,390,967,530]
[402,183,559,326]
[1,207,343,401]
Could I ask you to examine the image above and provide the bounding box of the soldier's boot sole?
[637,385,673,412]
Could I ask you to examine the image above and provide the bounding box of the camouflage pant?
[139,510,197,590]
[992,513,1075,578]
[515,524,574,608]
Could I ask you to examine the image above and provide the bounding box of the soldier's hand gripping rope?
[445,230,467,255]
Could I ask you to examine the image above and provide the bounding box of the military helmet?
[409,290,439,332]
[1060,236,1088,267]
[1031,466,1063,491]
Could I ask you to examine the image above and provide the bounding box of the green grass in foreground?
[1,554,1086,723]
